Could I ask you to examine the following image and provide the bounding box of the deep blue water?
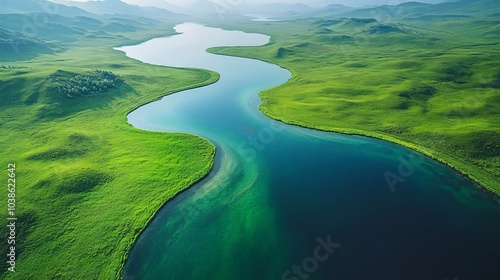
[118,23,500,280]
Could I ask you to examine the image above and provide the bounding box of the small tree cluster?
[56,70,123,98]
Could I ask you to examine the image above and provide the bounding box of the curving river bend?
[117,23,500,280]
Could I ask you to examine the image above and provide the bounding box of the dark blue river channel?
[117,23,500,280]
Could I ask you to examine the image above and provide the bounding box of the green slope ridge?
[0,28,53,61]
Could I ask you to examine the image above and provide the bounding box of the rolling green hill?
[0,28,53,61]
[345,0,500,19]
[294,0,500,20]
[0,0,90,16]
[54,0,182,18]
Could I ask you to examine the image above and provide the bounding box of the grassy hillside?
[209,3,500,193]
[0,12,217,280]
[0,28,53,61]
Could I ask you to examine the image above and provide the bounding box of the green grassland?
[209,2,500,193]
[0,15,217,279]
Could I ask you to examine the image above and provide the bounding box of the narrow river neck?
[121,22,291,147]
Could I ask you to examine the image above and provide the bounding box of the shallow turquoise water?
[118,23,500,280]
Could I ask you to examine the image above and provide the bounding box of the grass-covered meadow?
[0,16,217,279]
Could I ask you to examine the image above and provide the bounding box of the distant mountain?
[185,0,219,16]
[185,0,252,17]
[320,4,357,14]
[232,3,317,18]
[53,0,182,18]
[273,3,353,19]
[1,0,90,16]
[246,3,316,13]
[0,11,156,44]
[185,1,320,19]
[124,0,185,14]
[424,0,500,18]
[396,2,432,7]
[340,0,500,20]
[275,0,499,21]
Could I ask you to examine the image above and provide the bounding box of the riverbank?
[116,143,216,279]
[115,68,221,280]
[208,41,499,195]
[207,16,500,196]
[259,106,498,196]
[0,29,219,278]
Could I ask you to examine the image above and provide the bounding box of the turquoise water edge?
[118,23,500,280]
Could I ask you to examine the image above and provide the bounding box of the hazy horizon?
[63,0,451,8]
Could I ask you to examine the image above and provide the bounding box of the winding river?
[117,23,500,280]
